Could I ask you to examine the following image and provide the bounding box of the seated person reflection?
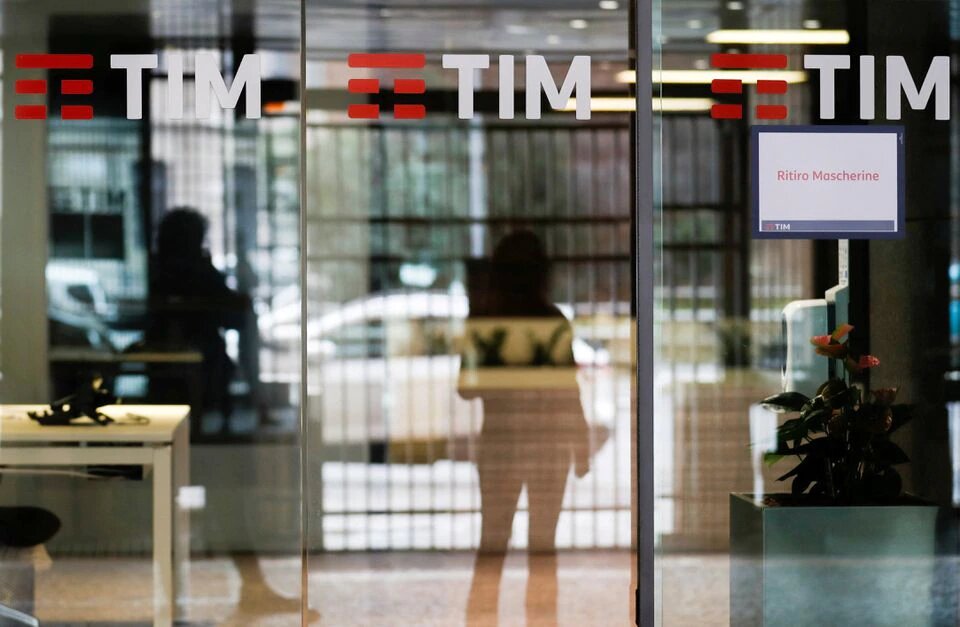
[146,209,308,619]
[145,207,252,436]
[0,508,60,550]
[459,231,590,626]
[0,506,60,624]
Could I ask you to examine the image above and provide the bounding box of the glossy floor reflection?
[29,550,636,625]
[310,551,632,626]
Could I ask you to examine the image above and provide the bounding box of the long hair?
[156,207,207,262]
[490,230,550,309]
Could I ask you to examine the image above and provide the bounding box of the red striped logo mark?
[711,79,743,94]
[394,79,425,94]
[710,104,743,119]
[16,53,93,70]
[348,78,380,94]
[711,53,787,69]
[347,53,427,120]
[14,53,95,120]
[15,80,46,95]
[14,105,46,120]
[61,105,93,120]
[710,53,789,120]
[348,54,425,69]
[61,79,93,95]
[757,79,788,95]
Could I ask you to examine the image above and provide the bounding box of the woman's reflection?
[459,230,590,626]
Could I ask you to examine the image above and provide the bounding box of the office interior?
[0,0,958,625]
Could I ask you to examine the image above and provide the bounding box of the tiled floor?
[23,550,654,626]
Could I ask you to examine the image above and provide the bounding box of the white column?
[0,1,50,402]
[153,444,174,626]
[172,418,191,620]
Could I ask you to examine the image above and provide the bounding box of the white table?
[0,404,190,626]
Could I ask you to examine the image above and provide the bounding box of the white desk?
[0,404,190,627]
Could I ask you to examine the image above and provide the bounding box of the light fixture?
[726,1,744,10]
[562,97,716,113]
[802,19,821,29]
[569,18,588,29]
[599,0,619,9]
[654,98,715,112]
[546,34,561,45]
[687,19,704,29]
[706,29,850,44]
[616,69,808,84]
[506,24,530,35]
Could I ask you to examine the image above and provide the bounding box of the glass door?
[303,0,639,623]
[655,0,960,624]
[0,0,303,623]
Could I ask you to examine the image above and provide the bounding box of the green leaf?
[888,404,914,433]
[802,407,828,432]
[763,453,786,466]
[815,379,847,400]
[824,386,858,409]
[871,439,910,466]
[790,456,824,495]
[865,468,903,500]
[792,472,814,496]
[777,454,813,482]
[777,418,807,444]
[761,391,810,413]
[472,329,507,366]
[776,465,800,482]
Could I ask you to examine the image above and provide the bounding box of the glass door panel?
[303,0,637,623]
[656,0,960,624]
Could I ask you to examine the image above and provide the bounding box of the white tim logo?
[441,54,592,120]
[804,54,950,121]
[110,52,261,120]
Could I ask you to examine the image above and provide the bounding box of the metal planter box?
[730,493,959,626]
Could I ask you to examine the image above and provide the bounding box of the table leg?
[173,418,190,620]
[153,445,173,627]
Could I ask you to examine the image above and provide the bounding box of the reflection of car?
[46,264,119,350]
[263,289,615,458]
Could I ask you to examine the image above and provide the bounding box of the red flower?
[831,323,854,342]
[872,387,899,405]
[815,343,849,359]
[845,354,880,373]
[811,335,831,346]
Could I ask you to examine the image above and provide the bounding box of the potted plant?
[730,324,958,626]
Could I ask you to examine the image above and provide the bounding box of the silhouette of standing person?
[146,207,251,437]
[146,208,314,621]
[460,230,590,626]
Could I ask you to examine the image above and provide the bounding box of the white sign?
[753,126,904,239]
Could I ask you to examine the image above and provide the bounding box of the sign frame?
[751,125,906,240]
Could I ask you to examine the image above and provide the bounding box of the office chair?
[0,543,41,627]
[0,602,39,627]
[0,507,60,627]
